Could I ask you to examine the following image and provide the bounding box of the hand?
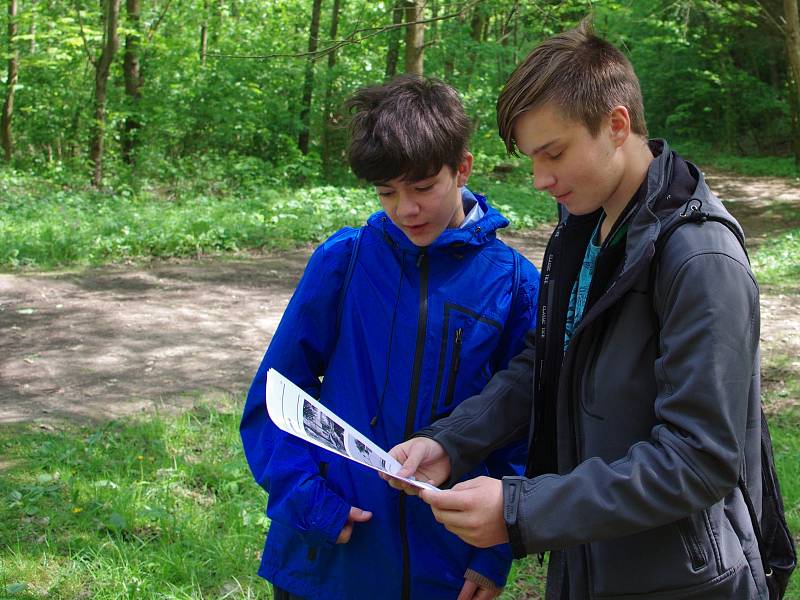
[336,506,372,544]
[381,437,452,495]
[457,578,502,600]
[419,476,508,548]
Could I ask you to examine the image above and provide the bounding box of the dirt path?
[1,172,798,423]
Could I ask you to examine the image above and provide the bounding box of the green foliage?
[600,1,792,157]
[1,0,795,184]
[0,167,371,269]
[0,163,552,270]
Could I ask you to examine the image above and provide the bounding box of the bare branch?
[146,0,173,43]
[75,1,97,68]
[752,0,785,33]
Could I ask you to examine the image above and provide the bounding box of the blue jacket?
[241,191,540,599]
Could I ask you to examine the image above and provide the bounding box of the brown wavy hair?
[497,18,648,154]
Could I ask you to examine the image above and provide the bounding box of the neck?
[600,138,654,243]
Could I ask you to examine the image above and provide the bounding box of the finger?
[386,475,421,495]
[349,507,373,522]
[420,488,473,511]
[456,579,478,600]
[395,444,427,478]
[336,522,353,544]
[388,441,412,463]
[428,504,478,532]
[475,585,500,600]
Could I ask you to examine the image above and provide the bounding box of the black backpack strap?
[648,200,780,587]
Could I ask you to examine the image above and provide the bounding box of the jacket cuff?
[464,568,503,592]
[314,489,352,545]
[465,543,513,588]
[503,476,527,559]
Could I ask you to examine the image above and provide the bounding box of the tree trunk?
[322,0,343,179]
[200,0,208,64]
[1,0,18,161]
[385,0,404,79]
[29,0,36,53]
[470,6,484,42]
[784,0,800,166]
[122,0,142,165]
[90,0,122,187]
[404,0,424,75]
[298,0,322,155]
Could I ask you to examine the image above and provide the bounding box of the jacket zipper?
[400,250,429,600]
[677,517,707,570]
[443,327,463,409]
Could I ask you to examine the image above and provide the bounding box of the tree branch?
[146,0,173,43]
[752,0,786,33]
[207,0,482,62]
[75,1,97,68]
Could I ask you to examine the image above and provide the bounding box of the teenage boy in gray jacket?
[386,20,769,599]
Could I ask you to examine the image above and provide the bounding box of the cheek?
[378,196,394,214]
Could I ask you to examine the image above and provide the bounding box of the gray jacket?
[421,142,766,599]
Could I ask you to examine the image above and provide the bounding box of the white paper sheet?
[266,368,439,492]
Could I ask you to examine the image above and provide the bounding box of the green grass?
[675,141,800,178]
[2,396,798,599]
[0,401,272,599]
[0,168,553,272]
[769,408,800,600]
[752,228,800,291]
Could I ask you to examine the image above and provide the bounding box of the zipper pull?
[416,253,425,268]
[452,328,463,373]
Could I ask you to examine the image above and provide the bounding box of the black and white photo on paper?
[303,398,346,454]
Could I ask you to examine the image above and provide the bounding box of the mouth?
[554,192,571,203]
[404,223,428,234]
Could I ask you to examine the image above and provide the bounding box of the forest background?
[1,0,799,598]
[0,0,799,268]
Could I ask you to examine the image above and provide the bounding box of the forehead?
[512,104,587,157]
[375,165,448,187]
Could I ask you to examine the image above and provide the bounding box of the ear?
[608,106,631,148]
[456,152,474,187]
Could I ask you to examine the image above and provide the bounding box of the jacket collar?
[366,187,509,253]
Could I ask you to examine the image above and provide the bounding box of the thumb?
[397,441,427,478]
[349,507,373,522]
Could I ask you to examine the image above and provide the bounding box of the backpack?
[651,199,797,599]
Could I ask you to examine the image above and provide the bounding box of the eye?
[414,184,434,192]
[376,189,395,197]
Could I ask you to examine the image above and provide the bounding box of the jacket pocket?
[431,302,501,420]
[588,516,718,596]
[676,517,708,570]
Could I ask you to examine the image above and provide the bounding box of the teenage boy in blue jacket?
[240,75,540,600]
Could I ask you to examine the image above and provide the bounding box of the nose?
[532,161,556,191]
[395,191,420,219]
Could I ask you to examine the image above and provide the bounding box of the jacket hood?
[366,188,510,253]
[622,139,744,281]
